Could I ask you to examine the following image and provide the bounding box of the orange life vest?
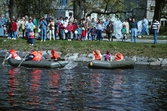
[115,52,124,61]
[51,50,60,60]
[9,50,20,59]
[31,51,42,61]
[93,50,102,60]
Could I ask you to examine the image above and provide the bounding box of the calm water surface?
[0,59,167,111]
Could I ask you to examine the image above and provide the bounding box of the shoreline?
[0,50,167,67]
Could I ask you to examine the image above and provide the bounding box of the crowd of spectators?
[0,14,160,44]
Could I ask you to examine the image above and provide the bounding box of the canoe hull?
[8,59,68,68]
[89,60,135,69]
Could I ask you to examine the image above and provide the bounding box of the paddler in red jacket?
[24,50,42,61]
[6,49,21,60]
[50,50,60,60]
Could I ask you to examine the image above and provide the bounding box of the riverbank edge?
[0,50,167,67]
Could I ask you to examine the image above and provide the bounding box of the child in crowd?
[90,25,96,41]
[104,51,112,61]
[121,24,127,42]
[29,30,35,46]
[76,25,82,41]
[81,27,86,41]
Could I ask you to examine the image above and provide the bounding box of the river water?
[0,58,167,111]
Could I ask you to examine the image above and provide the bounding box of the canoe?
[89,60,135,69]
[8,59,69,68]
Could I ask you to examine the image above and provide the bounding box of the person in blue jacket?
[39,17,47,42]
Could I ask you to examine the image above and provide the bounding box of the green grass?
[0,37,167,58]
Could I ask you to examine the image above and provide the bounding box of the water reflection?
[111,70,123,111]
[47,70,60,110]
[29,69,42,109]
[112,70,123,98]
[91,72,101,92]
[8,67,19,106]
[0,59,166,111]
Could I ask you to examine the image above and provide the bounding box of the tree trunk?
[73,0,83,20]
[153,0,165,21]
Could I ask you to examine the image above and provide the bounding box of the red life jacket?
[115,52,124,61]
[9,50,19,59]
[93,50,101,60]
[51,50,60,60]
[31,51,42,61]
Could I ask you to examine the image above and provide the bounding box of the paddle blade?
[2,61,5,65]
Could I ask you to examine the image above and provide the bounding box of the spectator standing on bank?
[106,21,113,41]
[33,17,38,37]
[90,18,96,29]
[81,27,86,41]
[39,17,47,41]
[121,24,127,42]
[11,19,17,40]
[96,18,103,41]
[84,18,91,40]
[59,17,65,40]
[122,19,129,35]
[90,25,96,41]
[48,18,55,40]
[25,18,35,42]
[66,21,73,40]
[140,16,149,37]
[6,18,12,39]
[20,17,27,38]
[29,30,35,46]
[76,25,82,41]
[129,18,138,43]
[103,18,109,37]
[151,19,160,44]
[72,19,78,40]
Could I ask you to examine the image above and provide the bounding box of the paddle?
[17,53,28,67]
[2,52,8,65]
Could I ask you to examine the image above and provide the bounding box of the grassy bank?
[0,37,167,58]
